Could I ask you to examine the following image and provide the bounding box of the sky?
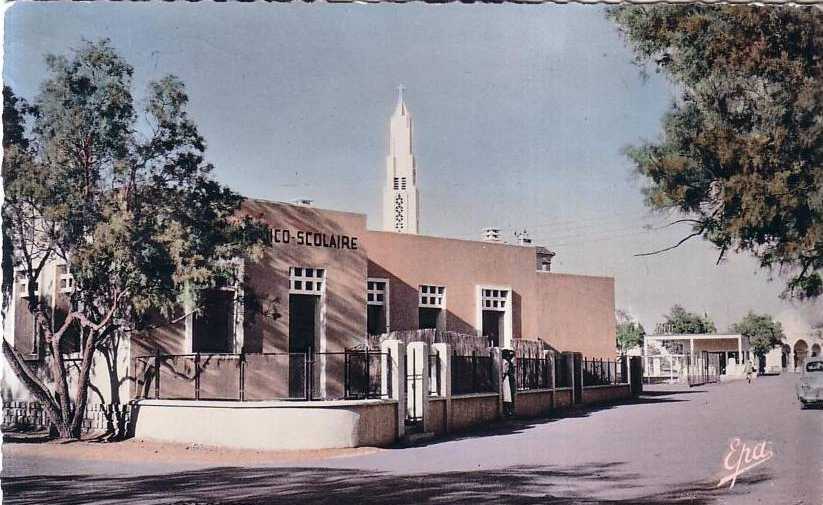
[4,2,821,334]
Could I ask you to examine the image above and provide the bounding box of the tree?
[731,311,785,358]
[658,304,716,335]
[616,309,645,353]
[608,6,823,299]
[1,39,267,439]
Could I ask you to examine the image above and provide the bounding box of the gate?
[405,346,426,431]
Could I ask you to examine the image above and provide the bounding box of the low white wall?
[133,399,398,450]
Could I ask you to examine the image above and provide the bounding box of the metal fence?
[134,349,388,401]
[582,357,626,386]
[515,354,554,391]
[451,351,495,395]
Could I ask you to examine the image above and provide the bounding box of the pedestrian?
[502,350,516,416]
[744,359,753,384]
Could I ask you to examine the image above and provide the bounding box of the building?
[640,333,753,384]
[2,90,619,443]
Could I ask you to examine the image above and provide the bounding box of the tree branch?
[634,230,704,257]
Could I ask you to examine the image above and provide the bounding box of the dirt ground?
[1,436,380,468]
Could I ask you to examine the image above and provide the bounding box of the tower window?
[401,177,407,190]
[393,177,400,190]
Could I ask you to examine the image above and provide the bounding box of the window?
[367,279,389,335]
[419,285,445,308]
[17,276,38,299]
[290,267,325,295]
[192,289,236,354]
[418,285,445,330]
[394,194,405,230]
[59,273,75,293]
[400,177,407,190]
[393,177,400,190]
[478,286,512,348]
[481,288,508,311]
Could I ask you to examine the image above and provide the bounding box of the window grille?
[419,285,445,308]
[290,267,325,295]
[367,279,387,305]
[481,288,508,311]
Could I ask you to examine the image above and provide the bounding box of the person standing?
[502,350,516,416]
[744,359,754,384]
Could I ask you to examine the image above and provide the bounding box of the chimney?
[515,229,532,246]
[481,227,502,243]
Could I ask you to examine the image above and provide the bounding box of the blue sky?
[5,2,821,333]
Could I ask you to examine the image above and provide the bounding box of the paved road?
[3,373,821,504]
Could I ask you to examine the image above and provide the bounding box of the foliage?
[608,6,823,299]
[658,304,716,335]
[616,309,645,352]
[1,39,268,438]
[731,311,785,357]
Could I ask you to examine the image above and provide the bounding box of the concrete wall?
[428,397,448,436]
[514,389,553,418]
[132,399,398,450]
[450,393,500,432]
[554,388,573,408]
[581,385,631,405]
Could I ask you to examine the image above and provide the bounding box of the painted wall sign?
[271,228,358,250]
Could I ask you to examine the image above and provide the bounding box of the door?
[289,294,318,398]
[482,311,503,347]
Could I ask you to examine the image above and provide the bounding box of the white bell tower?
[382,85,420,234]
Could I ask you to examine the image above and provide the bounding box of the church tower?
[383,86,420,234]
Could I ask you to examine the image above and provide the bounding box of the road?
[2,373,821,504]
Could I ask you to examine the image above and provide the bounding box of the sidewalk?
[2,436,381,467]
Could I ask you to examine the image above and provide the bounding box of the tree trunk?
[69,328,97,438]
[1,338,67,437]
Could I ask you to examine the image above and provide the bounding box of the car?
[797,357,823,409]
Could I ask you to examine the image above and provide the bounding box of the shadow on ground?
[1,462,770,505]
[406,393,692,448]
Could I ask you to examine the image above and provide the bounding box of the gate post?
[432,343,451,433]
[381,339,406,440]
[407,341,431,433]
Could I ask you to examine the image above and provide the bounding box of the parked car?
[797,357,823,409]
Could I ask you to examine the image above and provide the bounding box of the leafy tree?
[657,304,716,335]
[616,309,645,352]
[1,40,267,439]
[608,6,823,299]
[731,311,785,358]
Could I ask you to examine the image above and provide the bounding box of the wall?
[364,229,616,357]
[449,393,500,432]
[428,397,447,436]
[554,388,573,408]
[581,385,631,405]
[533,273,615,358]
[514,389,553,418]
[132,399,398,450]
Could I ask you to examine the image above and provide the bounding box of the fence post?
[432,343,451,434]
[154,346,161,400]
[239,352,245,401]
[365,347,371,398]
[545,350,556,411]
[194,353,201,401]
[381,339,406,440]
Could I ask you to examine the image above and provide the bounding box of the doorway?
[482,310,503,347]
[418,307,442,330]
[289,293,319,398]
